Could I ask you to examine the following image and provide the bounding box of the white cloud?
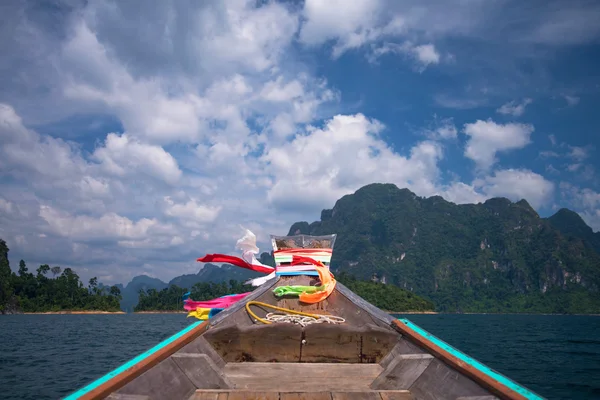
[299,0,405,58]
[473,169,555,209]
[496,98,533,117]
[163,196,222,224]
[422,117,458,140]
[568,145,590,162]
[39,205,170,241]
[370,41,441,70]
[92,133,182,185]
[559,183,600,231]
[463,119,534,170]
[564,95,581,107]
[263,113,443,213]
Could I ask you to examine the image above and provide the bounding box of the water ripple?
[1,314,599,400]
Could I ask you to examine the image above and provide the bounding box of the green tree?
[51,266,61,278]
[0,239,14,313]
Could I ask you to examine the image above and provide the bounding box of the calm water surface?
[0,314,599,400]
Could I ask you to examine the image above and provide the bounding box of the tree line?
[134,273,435,312]
[0,239,122,313]
[135,280,254,311]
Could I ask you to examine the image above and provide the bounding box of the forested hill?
[0,239,122,314]
[287,183,600,314]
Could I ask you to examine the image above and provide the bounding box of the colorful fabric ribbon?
[184,292,251,320]
[183,292,251,311]
[197,254,274,274]
[272,256,336,304]
[187,307,224,320]
[195,228,337,306]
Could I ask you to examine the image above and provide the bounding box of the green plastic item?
[273,285,324,297]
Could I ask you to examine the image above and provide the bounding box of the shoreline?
[24,310,125,315]
[134,311,187,314]
[383,310,438,314]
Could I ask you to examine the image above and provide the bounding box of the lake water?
[0,314,598,399]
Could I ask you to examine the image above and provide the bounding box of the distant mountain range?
[107,183,600,314]
[287,183,600,313]
[109,263,264,312]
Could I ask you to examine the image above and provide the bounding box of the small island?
[0,239,123,314]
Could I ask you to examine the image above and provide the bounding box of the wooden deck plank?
[226,391,279,400]
[187,392,228,400]
[280,393,333,400]
[190,391,412,400]
[105,394,151,400]
[379,392,414,400]
[224,363,382,392]
[331,392,381,400]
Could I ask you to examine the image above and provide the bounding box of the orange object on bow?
[290,256,337,304]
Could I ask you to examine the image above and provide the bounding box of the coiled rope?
[245,301,345,326]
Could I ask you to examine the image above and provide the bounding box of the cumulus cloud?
[299,0,405,58]
[263,113,443,213]
[496,98,533,117]
[473,169,555,209]
[463,119,534,171]
[92,133,182,185]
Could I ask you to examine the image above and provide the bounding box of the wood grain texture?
[171,353,232,389]
[409,359,495,400]
[378,392,414,400]
[302,323,361,363]
[204,323,303,362]
[224,362,382,392]
[378,339,426,370]
[187,392,228,400]
[280,393,333,400]
[189,391,413,400]
[115,357,197,400]
[226,391,279,400]
[105,394,151,400]
[331,392,381,400]
[178,336,226,369]
[370,354,434,390]
[360,324,401,363]
[391,320,527,400]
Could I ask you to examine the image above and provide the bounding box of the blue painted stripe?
[398,318,544,400]
[275,271,319,276]
[63,321,205,400]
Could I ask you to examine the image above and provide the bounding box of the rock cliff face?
[288,183,600,313]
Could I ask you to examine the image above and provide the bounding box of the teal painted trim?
[63,321,204,400]
[398,318,545,400]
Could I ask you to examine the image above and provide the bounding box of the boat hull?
[65,276,544,400]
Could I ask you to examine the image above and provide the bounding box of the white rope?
[264,312,345,327]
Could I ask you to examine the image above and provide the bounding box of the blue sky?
[0,0,599,284]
